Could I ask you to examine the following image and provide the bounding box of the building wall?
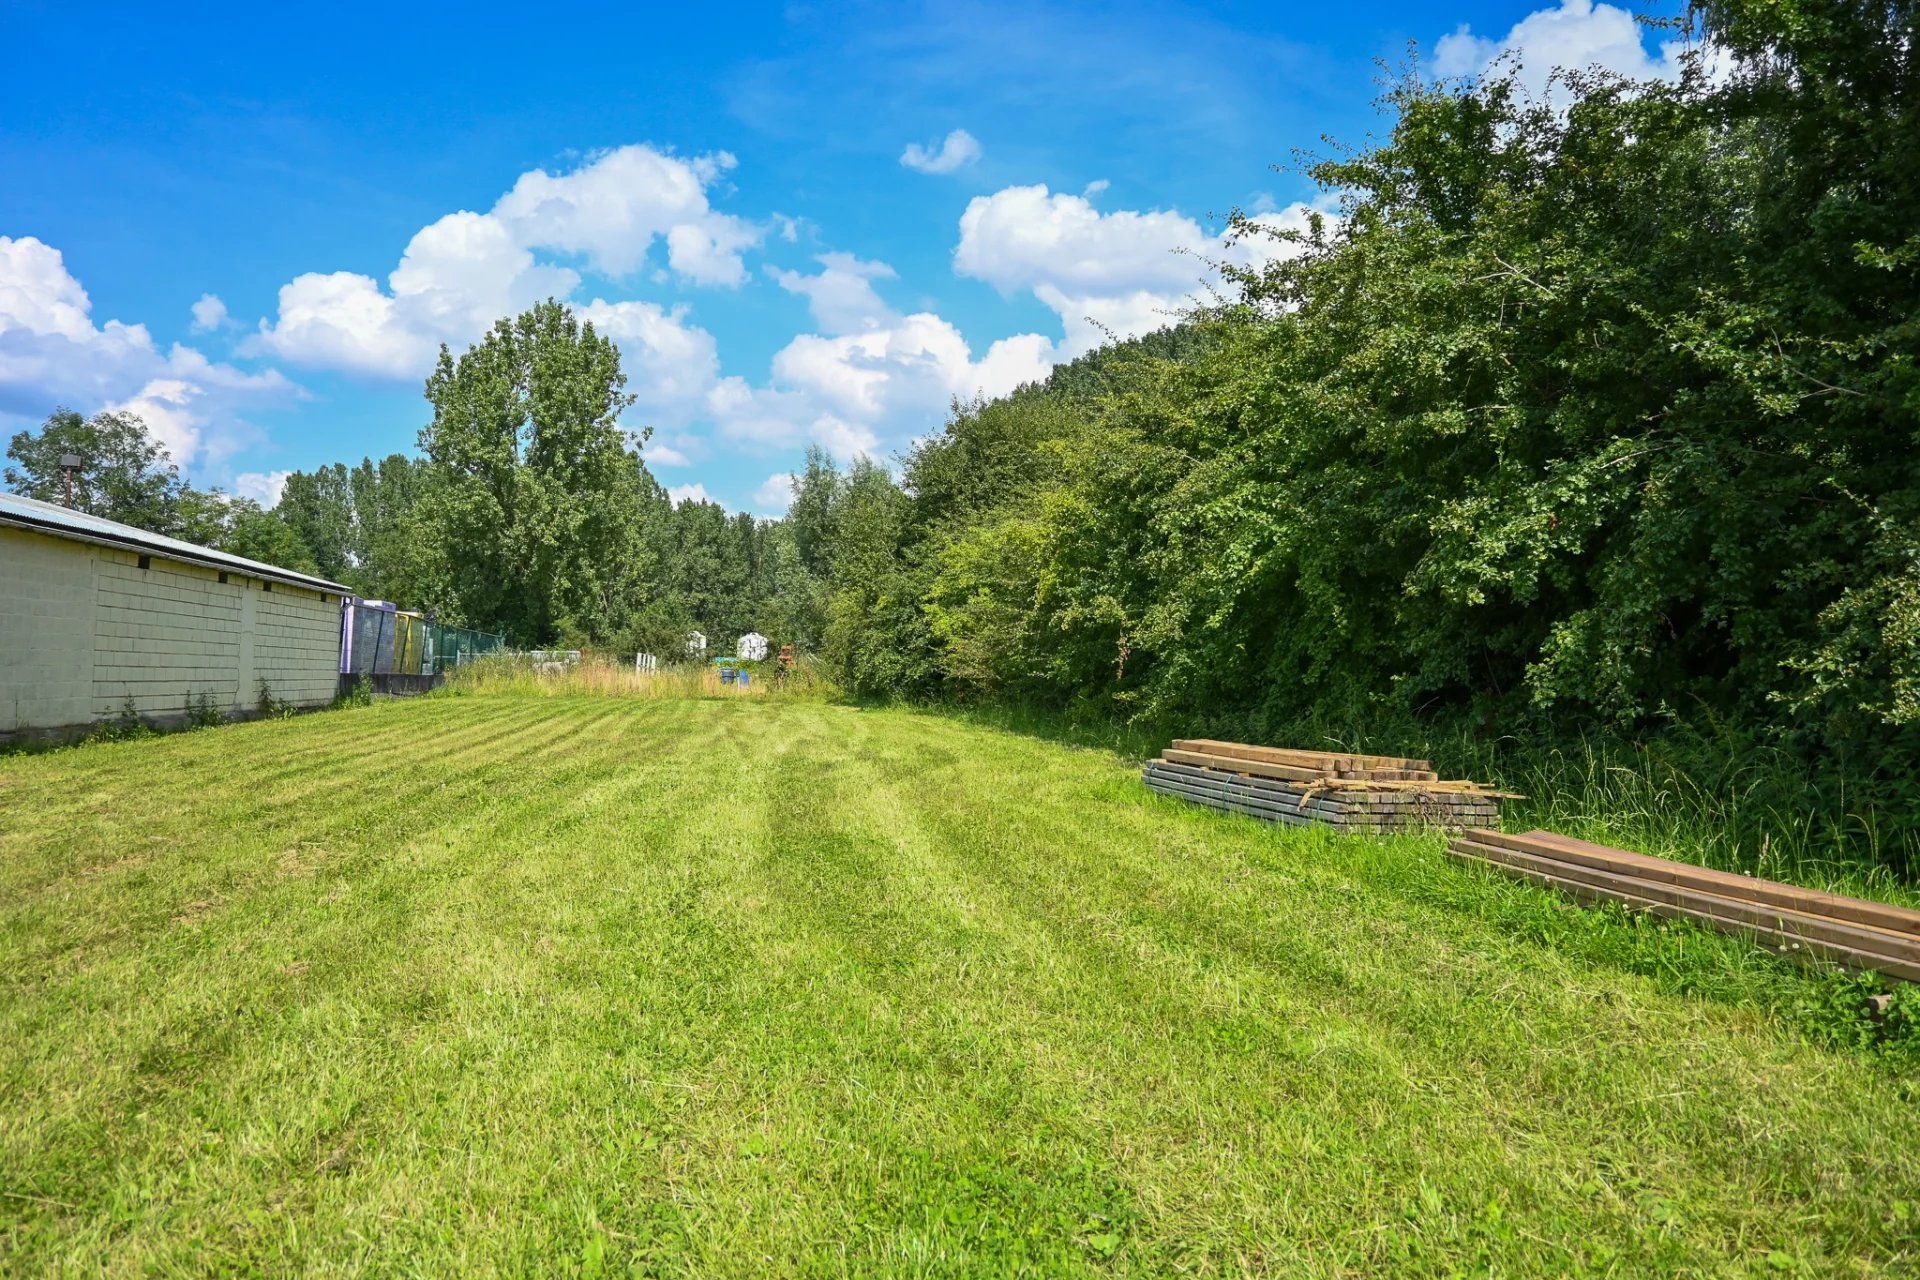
[0,526,96,732]
[90,546,244,718]
[254,586,345,707]
[1,525,343,735]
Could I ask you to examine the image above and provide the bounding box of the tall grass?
[438,651,838,701]
[1272,717,1920,897]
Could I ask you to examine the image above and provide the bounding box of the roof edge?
[0,502,350,595]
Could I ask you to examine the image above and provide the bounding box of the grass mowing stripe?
[2,696,1916,1276]
[798,707,1920,1272]
[0,699,544,876]
[0,700,611,961]
[0,703,650,1069]
[1,702,683,1251]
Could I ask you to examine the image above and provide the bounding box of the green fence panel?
[426,623,506,673]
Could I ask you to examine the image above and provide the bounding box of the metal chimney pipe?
[57,453,84,508]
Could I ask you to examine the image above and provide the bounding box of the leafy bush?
[809,5,1920,875]
[89,696,152,744]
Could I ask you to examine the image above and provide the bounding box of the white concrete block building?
[1,492,349,739]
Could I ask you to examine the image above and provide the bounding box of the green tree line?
[6,304,827,658]
[7,1,1914,849]
[804,0,1920,853]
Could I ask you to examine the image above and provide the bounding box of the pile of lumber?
[1142,739,1509,833]
[1448,829,1920,983]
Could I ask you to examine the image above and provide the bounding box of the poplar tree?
[419,300,645,643]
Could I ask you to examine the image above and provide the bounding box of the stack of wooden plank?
[1142,739,1508,833]
[1447,829,1920,983]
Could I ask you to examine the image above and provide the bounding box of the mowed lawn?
[2,696,1916,1277]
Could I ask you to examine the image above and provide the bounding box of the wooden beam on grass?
[1450,838,1920,967]
[1162,748,1326,782]
[1173,739,1434,774]
[1470,829,1920,938]
[1446,844,1920,984]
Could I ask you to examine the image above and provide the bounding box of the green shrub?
[184,690,225,729]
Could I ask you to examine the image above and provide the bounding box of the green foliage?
[4,408,187,528]
[5,408,324,576]
[172,488,320,575]
[821,458,937,696]
[273,454,441,601]
[276,462,356,581]
[266,316,825,657]
[255,680,296,719]
[86,695,152,744]
[331,676,374,710]
[801,9,1920,869]
[184,690,225,729]
[224,502,322,574]
[418,300,650,642]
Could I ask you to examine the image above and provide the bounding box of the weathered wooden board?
[1447,844,1920,983]
[1174,739,1433,773]
[1163,750,1513,796]
[1472,829,1920,938]
[1451,838,1920,965]
[1162,748,1326,782]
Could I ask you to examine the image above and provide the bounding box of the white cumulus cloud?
[769,253,897,334]
[493,146,753,280]
[233,469,292,506]
[190,293,230,332]
[606,248,1057,463]
[667,482,714,506]
[806,414,881,462]
[767,307,1052,447]
[901,129,982,175]
[576,297,722,428]
[233,146,1271,485]
[752,471,798,514]
[955,184,1320,356]
[0,235,292,471]
[251,145,758,380]
[641,438,693,467]
[1434,0,1728,99]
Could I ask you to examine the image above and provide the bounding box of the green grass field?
[3,695,1917,1276]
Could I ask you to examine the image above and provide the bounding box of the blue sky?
[0,0,1701,513]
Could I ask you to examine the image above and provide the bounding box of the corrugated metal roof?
[0,490,350,594]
